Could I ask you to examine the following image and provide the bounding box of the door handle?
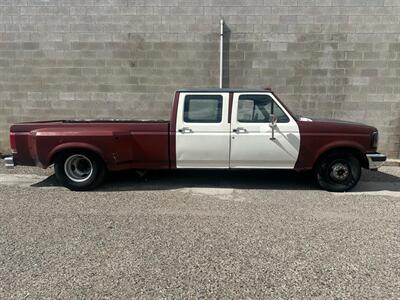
[233,127,247,134]
[178,127,193,133]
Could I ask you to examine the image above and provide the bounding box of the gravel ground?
[0,161,399,299]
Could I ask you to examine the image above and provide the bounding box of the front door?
[229,93,300,169]
[176,92,230,168]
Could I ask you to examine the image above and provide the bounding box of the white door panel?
[176,133,230,168]
[230,127,300,168]
[230,93,300,169]
[176,93,230,168]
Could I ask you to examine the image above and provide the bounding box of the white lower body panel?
[229,131,300,169]
[176,132,230,169]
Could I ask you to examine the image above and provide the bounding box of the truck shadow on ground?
[33,169,400,193]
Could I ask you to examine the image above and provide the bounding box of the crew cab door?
[176,92,230,168]
[230,93,300,168]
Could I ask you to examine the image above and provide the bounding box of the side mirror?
[270,114,277,127]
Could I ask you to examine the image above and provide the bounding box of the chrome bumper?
[366,153,386,170]
[4,156,14,169]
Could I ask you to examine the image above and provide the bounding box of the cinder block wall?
[0,0,399,158]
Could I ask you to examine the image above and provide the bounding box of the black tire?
[315,151,361,192]
[54,150,106,191]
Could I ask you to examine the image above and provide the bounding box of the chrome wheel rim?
[330,162,350,182]
[64,154,93,183]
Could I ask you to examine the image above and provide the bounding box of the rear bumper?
[4,156,14,169]
[366,152,386,170]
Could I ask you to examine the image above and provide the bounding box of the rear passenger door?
[176,93,230,168]
[230,93,300,169]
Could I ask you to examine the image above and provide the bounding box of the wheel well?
[50,148,104,166]
[313,147,368,170]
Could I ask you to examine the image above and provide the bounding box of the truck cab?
[174,89,299,169]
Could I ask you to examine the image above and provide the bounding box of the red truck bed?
[10,120,171,171]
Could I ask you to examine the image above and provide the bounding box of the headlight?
[371,131,379,148]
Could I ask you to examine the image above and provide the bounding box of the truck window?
[184,95,223,123]
[237,94,289,123]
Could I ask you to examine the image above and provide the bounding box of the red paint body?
[294,119,376,170]
[11,121,170,171]
[9,91,378,172]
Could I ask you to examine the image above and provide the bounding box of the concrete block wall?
[0,0,399,158]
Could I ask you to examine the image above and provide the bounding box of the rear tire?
[315,151,361,192]
[54,150,106,191]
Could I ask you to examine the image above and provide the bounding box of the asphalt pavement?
[0,161,399,299]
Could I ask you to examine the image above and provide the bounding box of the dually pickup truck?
[5,88,386,191]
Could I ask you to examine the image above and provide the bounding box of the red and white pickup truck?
[5,88,386,191]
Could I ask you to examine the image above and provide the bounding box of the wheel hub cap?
[330,163,350,182]
[64,154,93,183]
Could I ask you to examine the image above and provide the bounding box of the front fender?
[314,140,365,163]
[294,134,368,171]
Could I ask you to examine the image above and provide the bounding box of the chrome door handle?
[178,127,193,133]
[233,127,247,133]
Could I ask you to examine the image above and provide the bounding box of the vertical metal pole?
[219,19,224,89]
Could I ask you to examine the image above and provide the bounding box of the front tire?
[316,151,361,192]
[54,150,106,191]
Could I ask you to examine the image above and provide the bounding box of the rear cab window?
[183,95,223,123]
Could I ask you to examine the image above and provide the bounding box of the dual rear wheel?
[54,150,105,191]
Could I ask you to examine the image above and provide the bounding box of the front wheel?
[54,150,106,191]
[316,152,361,192]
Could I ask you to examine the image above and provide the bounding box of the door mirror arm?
[270,114,277,127]
[269,114,277,140]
